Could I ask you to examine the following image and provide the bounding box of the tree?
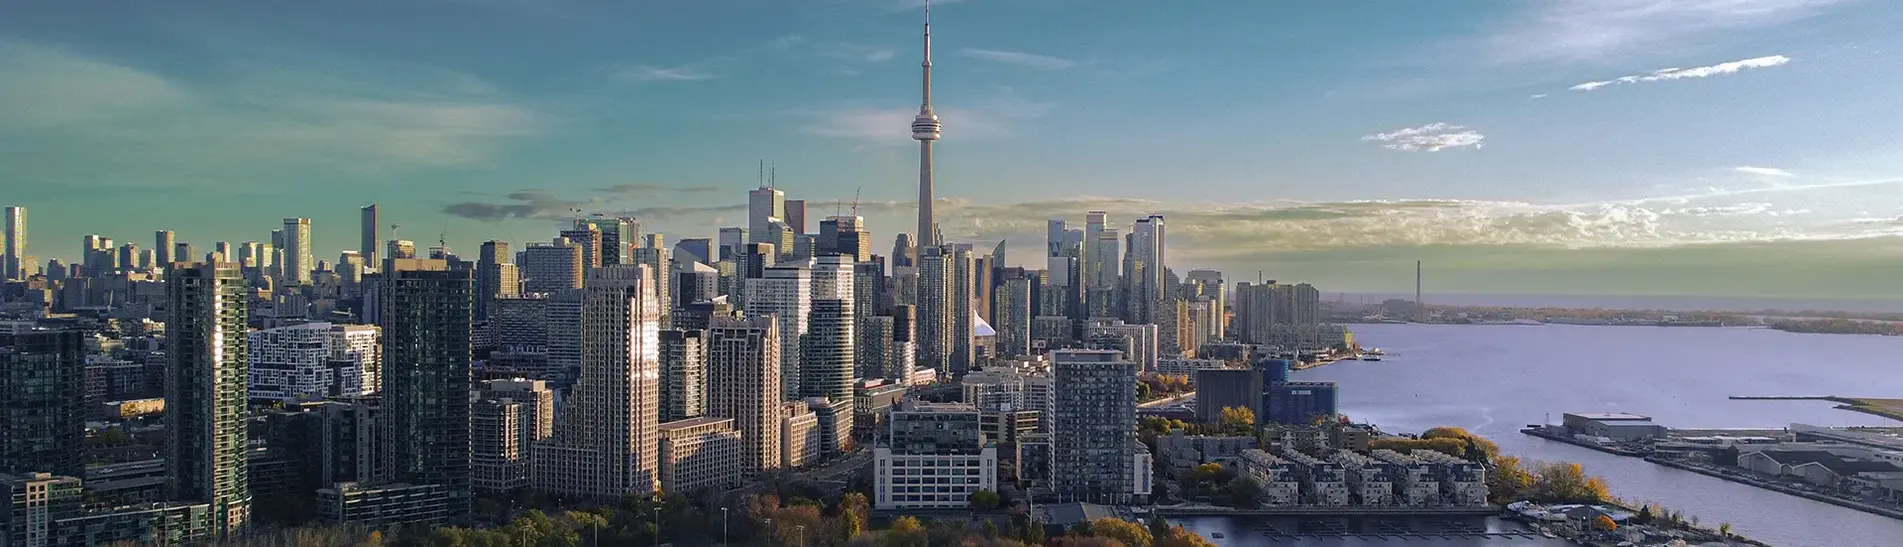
[1156,527,1216,547]
[1593,515,1618,532]
[1087,518,1153,547]
[1218,406,1255,434]
[1145,516,1171,542]
[1224,476,1263,509]
[1486,455,1533,504]
[886,516,927,547]
[1052,538,1125,547]
[1719,522,1732,539]
[1530,461,1610,503]
[841,492,870,541]
[1636,505,1654,524]
[969,490,1002,510]
[1421,427,1499,456]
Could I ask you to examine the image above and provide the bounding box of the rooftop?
[658,417,735,431]
[1567,412,1652,421]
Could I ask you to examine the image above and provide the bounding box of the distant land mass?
[1333,292,1903,315]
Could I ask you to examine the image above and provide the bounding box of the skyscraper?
[915,246,950,371]
[165,262,252,535]
[1124,215,1166,324]
[361,204,380,267]
[628,242,671,328]
[910,2,943,261]
[994,273,1032,357]
[718,227,748,261]
[477,240,518,322]
[0,330,84,476]
[891,233,916,269]
[948,245,978,374]
[559,224,603,269]
[521,239,583,294]
[747,265,809,398]
[283,218,313,285]
[660,329,706,422]
[2,206,22,280]
[156,230,175,267]
[1051,349,1143,504]
[676,261,720,308]
[749,187,786,246]
[472,379,553,494]
[784,199,807,235]
[377,259,474,520]
[819,215,872,262]
[804,255,855,403]
[534,265,662,498]
[705,315,783,476]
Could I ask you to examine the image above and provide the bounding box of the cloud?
[1735,166,1794,177]
[957,48,1080,70]
[1361,123,1486,152]
[445,185,734,221]
[1570,55,1790,91]
[1488,0,1847,63]
[1530,94,1549,99]
[615,64,715,82]
[813,43,897,63]
[0,40,541,180]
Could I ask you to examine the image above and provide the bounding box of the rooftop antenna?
[758,159,765,188]
[770,164,777,189]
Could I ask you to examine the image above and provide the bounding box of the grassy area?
[1831,397,1903,423]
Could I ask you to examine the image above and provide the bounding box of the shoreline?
[1643,457,1903,521]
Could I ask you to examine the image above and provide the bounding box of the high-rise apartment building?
[386,240,416,260]
[247,323,381,402]
[627,244,671,328]
[0,330,84,477]
[747,265,808,399]
[165,262,252,535]
[705,315,783,476]
[521,240,583,294]
[730,242,775,309]
[804,255,854,403]
[360,205,379,267]
[376,259,474,520]
[873,401,996,510]
[533,265,662,498]
[748,187,786,246]
[282,218,312,286]
[1183,270,1226,342]
[1051,349,1145,504]
[576,217,637,265]
[948,246,978,374]
[660,329,707,422]
[784,199,806,235]
[472,379,552,494]
[915,247,950,371]
[993,273,1032,357]
[890,233,916,269]
[2,206,23,280]
[657,417,742,496]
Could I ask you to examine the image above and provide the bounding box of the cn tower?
[910,0,943,262]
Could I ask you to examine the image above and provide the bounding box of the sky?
[6,0,1903,299]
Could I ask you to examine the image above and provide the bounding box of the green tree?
[1087,518,1153,547]
[1218,406,1255,434]
[1719,522,1732,539]
[1224,476,1263,509]
[969,489,1002,510]
[840,492,870,541]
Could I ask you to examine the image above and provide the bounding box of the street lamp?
[796,524,806,547]
[766,518,774,547]
[721,507,729,547]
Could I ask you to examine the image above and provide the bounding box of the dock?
[1519,427,1646,457]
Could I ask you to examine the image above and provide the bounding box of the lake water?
[1261,323,1903,547]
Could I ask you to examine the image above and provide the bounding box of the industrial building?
[1561,413,1668,441]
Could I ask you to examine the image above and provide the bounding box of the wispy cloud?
[0,39,541,181]
[1530,94,1549,99]
[1570,55,1790,91]
[443,185,734,221]
[615,64,715,83]
[1362,123,1485,152]
[958,48,1080,70]
[814,43,897,63]
[1735,166,1795,177]
[1489,0,1846,63]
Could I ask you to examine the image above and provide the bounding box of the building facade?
[376,259,474,521]
[0,331,84,477]
[657,418,743,496]
[164,262,252,536]
[873,402,997,510]
[534,265,662,499]
[705,316,783,476]
[1051,349,1143,504]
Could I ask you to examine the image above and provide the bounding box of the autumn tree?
[1593,515,1618,532]
[1087,518,1154,547]
[1486,455,1533,504]
[1218,406,1255,434]
[1530,461,1611,503]
[1052,538,1125,547]
[1156,526,1217,547]
[886,516,927,547]
[841,492,870,541]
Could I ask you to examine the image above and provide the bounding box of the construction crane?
[851,187,861,216]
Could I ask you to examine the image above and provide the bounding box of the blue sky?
[7,0,1903,298]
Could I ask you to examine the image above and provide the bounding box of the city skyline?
[6,1,1903,298]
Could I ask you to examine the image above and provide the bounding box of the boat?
[1210,532,1224,539]
[1362,354,1382,361]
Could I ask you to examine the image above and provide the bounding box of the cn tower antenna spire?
[911,0,943,258]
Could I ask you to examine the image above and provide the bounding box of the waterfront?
[1297,323,1903,547]
[1173,516,1569,546]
